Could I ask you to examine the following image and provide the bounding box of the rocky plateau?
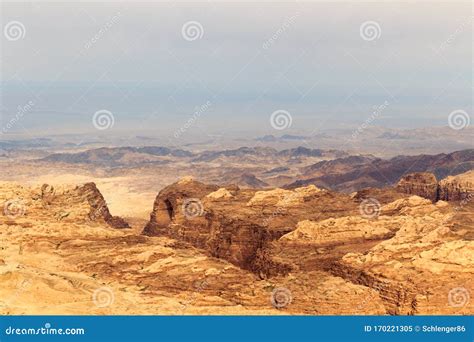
[0,168,472,315]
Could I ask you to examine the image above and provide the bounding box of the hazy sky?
[1,1,472,138]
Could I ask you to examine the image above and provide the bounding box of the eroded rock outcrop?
[79,183,130,228]
[246,185,323,207]
[1,182,129,228]
[143,178,360,277]
[396,170,474,203]
[336,196,473,314]
[396,172,439,202]
[143,178,290,277]
[438,171,474,201]
[281,217,396,246]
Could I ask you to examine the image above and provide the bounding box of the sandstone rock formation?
[246,185,323,207]
[1,182,129,228]
[281,217,394,245]
[396,172,439,201]
[396,170,474,203]
[143,179,359,277]
[438,170,474,201]
[336,196,473,314]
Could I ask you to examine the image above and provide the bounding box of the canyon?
[1,168,472,315]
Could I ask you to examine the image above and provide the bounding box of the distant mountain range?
[35,146,474,192]
[287,149,474,192]
[41,146,347,166]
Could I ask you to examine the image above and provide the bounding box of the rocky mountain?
[288,149,474,192]
[39,145,347,166]
[226,173,269,188]
[41,147,192,166]
[191,146,345,163]
[191,147,277,163]
[255,134,309,142]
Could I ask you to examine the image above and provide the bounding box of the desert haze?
[0,133,473,315]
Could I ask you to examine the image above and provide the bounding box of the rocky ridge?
[397,171,474,202]
[143,171,473,315]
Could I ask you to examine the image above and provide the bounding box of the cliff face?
[396,172,439,201]
[396,170,474,203]
[438,171,474,201]
[143,178,291,277]
[79,183,130,228]
[143,178,365,277]
[143,177,219,237]
[1,182,129,228]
